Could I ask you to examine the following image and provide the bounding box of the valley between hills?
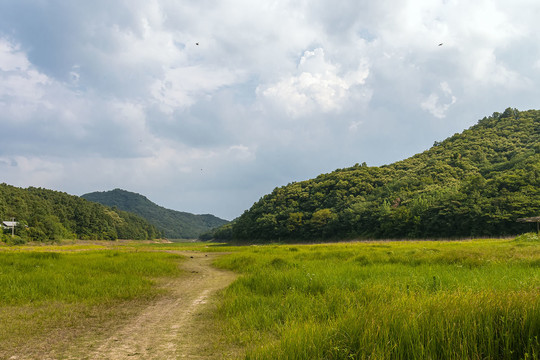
[1,108,540,359]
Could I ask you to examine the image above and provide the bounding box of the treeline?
[82,189,228,239]
[0,184,161,243]
[210,108,540,241]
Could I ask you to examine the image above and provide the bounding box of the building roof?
[517,216,540,222]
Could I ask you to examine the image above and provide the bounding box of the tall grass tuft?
[215,239,540,359]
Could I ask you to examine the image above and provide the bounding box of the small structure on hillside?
[517,216,540,233]
[2,220,19,237]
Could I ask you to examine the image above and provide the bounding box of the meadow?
[0,243,184,358]
[0,237,539,359]
[214,236,540,359]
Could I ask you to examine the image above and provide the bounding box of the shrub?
[514,232,540,242]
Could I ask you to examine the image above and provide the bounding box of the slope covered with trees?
[216,108,540,241]
[0,184,160,242]
[82,189,228,239]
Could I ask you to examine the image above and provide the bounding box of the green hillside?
[216,108,540,241]
[0,184,160,242]
[82,189,228,239]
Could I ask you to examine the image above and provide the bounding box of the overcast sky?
[1,0,539,220]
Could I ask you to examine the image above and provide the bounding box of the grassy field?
[0,237,539,359]
[0,243,184,358]
[214,236,540,359]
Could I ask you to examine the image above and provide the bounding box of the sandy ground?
[70,251,238,360]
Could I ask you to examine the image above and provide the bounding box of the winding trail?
[85,251,237,360]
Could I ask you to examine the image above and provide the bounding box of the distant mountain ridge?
[213,108,540,241]
[82,189,228,239]
[0,184,160,242]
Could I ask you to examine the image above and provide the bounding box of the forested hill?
[82,189,228,239]
[0,184,160,242]
[216,108,540,241]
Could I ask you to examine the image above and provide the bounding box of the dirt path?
[82,251,237,360]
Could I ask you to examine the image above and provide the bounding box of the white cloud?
[0,155,65,187]
[227,144,255,161]
[466,48,526,88]
[421,81,457,119]
[0,38,51,111]
[258,48,370,118]
[0,38,31,71]
[349,120,363,132]
[150,66,242,113]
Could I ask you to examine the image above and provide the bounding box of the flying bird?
[438,43,443,46]
[196,42,199,45]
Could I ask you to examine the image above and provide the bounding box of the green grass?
[107,240,238,252]
[214,238,540,359]
[0,246,184,357]
[1,238,539,359]
[0,250,182,304]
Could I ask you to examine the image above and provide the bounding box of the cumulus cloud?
[467,48,526,88]
[258,48,370,118]
[0,38,51,111]
[150,66,242,113]
[0,38,31,71]
[421,82,457,119]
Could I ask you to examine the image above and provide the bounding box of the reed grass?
[214,238,540,359]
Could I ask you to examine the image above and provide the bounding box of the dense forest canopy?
[82,189,228,239]
[211,108,540,241]
[0,184,160,242]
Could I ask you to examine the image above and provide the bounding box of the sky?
[1,0,539,220]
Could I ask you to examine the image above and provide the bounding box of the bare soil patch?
[81,251,238,360]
